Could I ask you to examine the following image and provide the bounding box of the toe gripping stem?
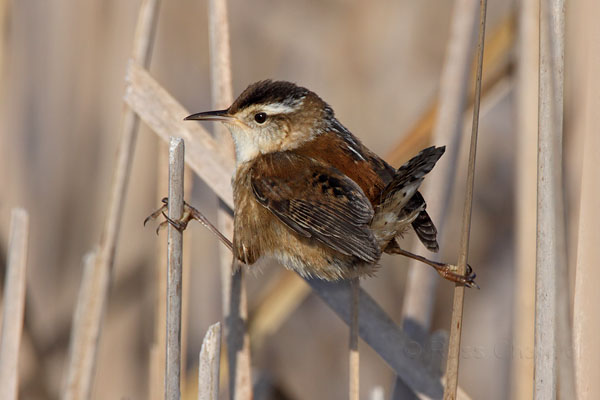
[145,197,233,251]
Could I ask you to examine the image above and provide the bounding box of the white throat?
[225,123,265,165]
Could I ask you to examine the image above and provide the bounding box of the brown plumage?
[184,80,452,281]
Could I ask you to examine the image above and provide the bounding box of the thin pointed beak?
[184,109,233,122]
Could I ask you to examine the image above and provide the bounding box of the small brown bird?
[154,80,476,287]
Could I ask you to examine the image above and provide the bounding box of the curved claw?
[161,212,188,232]
[144,198,185,233]
[156,220,170,235]
[144,203,167,226]
[463,264,479,289]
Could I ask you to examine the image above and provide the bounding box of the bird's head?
[185,80,333,164]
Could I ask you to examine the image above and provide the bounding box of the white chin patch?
[224,124,260,164]
[232,135,260,164]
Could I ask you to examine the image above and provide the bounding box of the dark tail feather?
[381,146,445,200]
[403,191,440,252]
[376,147,444,252]
[412,210,439,252]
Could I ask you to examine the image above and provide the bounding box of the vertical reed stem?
[0,208,29,400]
[62,251,100,400]
[535,0,574,398]
[165,137,185,400]
[198,322,222,400]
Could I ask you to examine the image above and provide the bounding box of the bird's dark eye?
[254,112,267,124]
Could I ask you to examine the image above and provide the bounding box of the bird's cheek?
[254,130,283,153]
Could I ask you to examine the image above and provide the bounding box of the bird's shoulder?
[293,128,395,205]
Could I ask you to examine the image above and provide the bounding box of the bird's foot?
[387,246,479,289]
[144,197,189,234]
[144,198,233,250]
[435,263,479,289]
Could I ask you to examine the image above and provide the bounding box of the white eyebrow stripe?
[261,103,298,114]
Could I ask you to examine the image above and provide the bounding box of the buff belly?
[233,183,378,280]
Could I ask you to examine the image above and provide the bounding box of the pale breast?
[232,163,272,265]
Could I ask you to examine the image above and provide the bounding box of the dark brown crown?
[229,80,311,114]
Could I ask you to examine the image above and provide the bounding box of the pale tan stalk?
[0,208,29,400]
[444,0,487,398]
[165,138,185,400]
[198,322,222,400]
[535,0,574,398]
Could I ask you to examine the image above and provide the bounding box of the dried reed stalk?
[165,137,185,400]
[444,0,487,398]
[64,0,160,397]
[394,1,483,392]
[349,277,359,400]
[535,0,575,398]
[198,322,222,400]
[511,0,538,397]
[0,208,29,400]
[401,0,479,332]
[125,63,235,207]
[125,63,473,399]
[62,251,101,400]
[152,146,193,399]
[207,0,252,398]
[572,3,600,397]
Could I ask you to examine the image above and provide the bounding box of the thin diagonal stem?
[444,0,487,398]
[401,0,480,333]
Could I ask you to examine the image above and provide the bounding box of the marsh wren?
[151,80,476,287]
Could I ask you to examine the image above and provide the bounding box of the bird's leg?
[144,197,233,251]
[389,246,479,289]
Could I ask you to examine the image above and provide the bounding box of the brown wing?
[294,130,394,205]
[249,152,381,263]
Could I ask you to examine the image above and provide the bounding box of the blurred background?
[0,0,594,399]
